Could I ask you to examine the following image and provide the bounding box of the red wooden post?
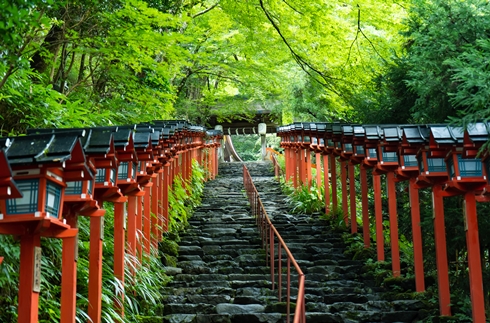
[18,232,41,323]
[127,195,137,265]
[136,194,143,261]
[286,147,292,182]
[162,164,170,232]
[330,154,338,212]
[349,163,357,233]
[341,160,348,225]
[315,153,322,192]
[88,216,103,323]
[409,178,425,292]
[323,154,330,214]
[306,150,312,188]
[298,149,305,187]
[143,184,152,255]
[432,184,451,316]
[373,174,384,261]
[151,174,159,249]
[61,214,79,323]
[292,148,297,187]
[387,172,400,277]
[113,201,126,316]
[360,166,370,247]
[464,191,486,323]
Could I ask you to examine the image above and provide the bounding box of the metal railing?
[243,165,305,323]
[270,153,283,179]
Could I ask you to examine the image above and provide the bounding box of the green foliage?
[371,0,490,124]
[168,160,205,232]
[284,181,324,214]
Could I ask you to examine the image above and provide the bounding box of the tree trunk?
[30,24,64,74]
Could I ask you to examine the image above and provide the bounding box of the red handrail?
[271,153,283,179]
[243,165,305,323]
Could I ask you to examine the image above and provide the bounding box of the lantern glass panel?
[327,139,334,147]
[118,162,129,180]
[382,147,397,162]
[45,181,62,218]
[132,162,137,178]
[87,179,93,195]
[458,155,482,177]
[428,158,446,172]
[312,137,317,144]
[110,169,116,183]
[319,138,325,146]
[344,143,353,152]
[65,181,83,195]
[417,155,425,173]
[95,169,106,183]
[367,148,377,158]
[447,157,455,178]
[303,136,310,143]
[355,145,365,155]
[403,155,418,167]
[297,136,302,142]
[6,179,39,214]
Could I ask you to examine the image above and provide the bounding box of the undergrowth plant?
[282,180,325,214]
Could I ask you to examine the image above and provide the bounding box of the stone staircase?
[162,161,427,323]
[162,162,283,323]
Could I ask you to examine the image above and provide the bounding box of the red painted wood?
[464,192,486,323]
[349,164,357,233]
[341,161,348,226]
[360,167,370,248]
[18,232,41,323]
[387,172,400,277]
[88,216,103,323]
[136,195,143,261]
[127,196,137,266]
[143,186,151,255]
[432,184,451,316]
[151,175,159,249]
[298,149,305,187]
[330,155,338,213]
[409,178,425,292]
[306,150,312,188]
[162,165,170,233]
[113,201,125,318]
[61,215,78,323]
[323,154,330,214]
[291,149,296,187]
[373,174,384,261]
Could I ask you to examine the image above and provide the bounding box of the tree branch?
[192,1,220,19]
[258,0,341,95]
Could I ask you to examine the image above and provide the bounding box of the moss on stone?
[159,238,179,257]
